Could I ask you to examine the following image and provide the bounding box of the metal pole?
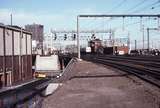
[158,16,160,29]
[10,14,12,26]
[112,31,115,55]
[142,25,144,49]
[30,33,33,78]
[147,28,150,51]
[79,14,160,18]
[77,16,80,59]
[135,40,137,50]
[127,32,130,51]
[51,33,53,51]
[122,17,125,31]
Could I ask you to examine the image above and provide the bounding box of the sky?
[0,0,160,48]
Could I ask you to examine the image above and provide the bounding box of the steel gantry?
[51,30,113,34]
[77,14,160,59]
[50,29,114,41]
[147,28,159,51]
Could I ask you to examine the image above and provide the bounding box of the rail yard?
[42,58,160,108]
[0,24,160,107]
[82,55,160,87]
[1,0,160,108]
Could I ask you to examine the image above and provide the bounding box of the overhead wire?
[79,0,159,43]
[99,0,128,32]
[151,3,160,9]
[107,0,127,13]
[131,0,160,13]
[125,0,147,13]
[113,17,155,30]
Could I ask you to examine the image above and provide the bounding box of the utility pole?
[127,32,130,51]
[77,16,80,59]
[147,28,150,52]
[135,40,137,50]
[10,14,12,26]
[51,33,53,51]
[142,25,145,49]
[146,27,158,52]
[112,31,115,55]
[158,16,160,29]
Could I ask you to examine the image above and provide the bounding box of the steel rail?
[96,56,160,69]
[98,55,160,62]
[83,55,160,88]
[95,58,160,78]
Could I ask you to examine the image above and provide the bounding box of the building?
[25,24,44,49]
[0,24,32,87]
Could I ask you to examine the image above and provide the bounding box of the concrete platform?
[42,60,160,108]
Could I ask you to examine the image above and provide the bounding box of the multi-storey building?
[25,24,44,49]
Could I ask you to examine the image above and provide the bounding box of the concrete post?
[77,16,80,59]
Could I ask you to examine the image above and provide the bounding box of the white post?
[10,14,12,26]
[142,25,145,49]
[158,17,160,30]
[77,16,80,59]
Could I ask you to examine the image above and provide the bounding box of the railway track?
[97,55,160,69]
[82,55,160,88]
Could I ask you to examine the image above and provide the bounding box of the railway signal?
[73,34,76,40]
[64,34,67,40]
[91,34,96,39]
[54,33,57,40]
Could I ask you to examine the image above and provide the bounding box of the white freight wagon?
[35,55,61,78]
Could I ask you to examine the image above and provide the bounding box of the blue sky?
[0,0,159,30]
[0,0,160,48]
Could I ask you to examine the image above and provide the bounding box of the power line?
[114,21,140,30]
[125,0,147,13]
[107,0,127,13]
[113,17,154,30]
[132,0,160,13]
[151,3,160,10]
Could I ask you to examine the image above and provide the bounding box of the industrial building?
[0,24,32,87]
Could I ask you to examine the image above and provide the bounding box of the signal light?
[91,34,96,39]
[64,34,67,40]
[54,33,57,40]
[73,34,76,40]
